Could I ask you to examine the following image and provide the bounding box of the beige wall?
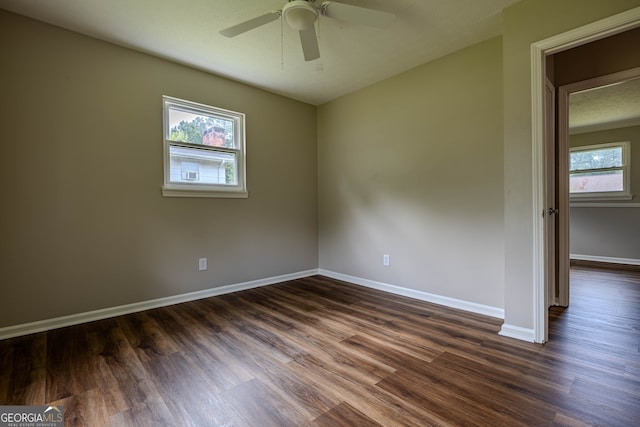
[570,125,640,260]
[570,206,640,260]
[318,37,505,309]
[502,0,640,329]
[0,11,318,328]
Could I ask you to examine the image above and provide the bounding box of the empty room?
[1,0,639,425]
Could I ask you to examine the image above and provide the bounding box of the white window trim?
[569,141,632,201]
[162,96,248,198]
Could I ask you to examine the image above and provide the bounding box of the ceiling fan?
[219,0,395,62]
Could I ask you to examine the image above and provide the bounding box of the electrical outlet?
[199,258,207,271]
[383,254,390,266]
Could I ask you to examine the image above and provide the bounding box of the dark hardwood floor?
[1,270,639,426]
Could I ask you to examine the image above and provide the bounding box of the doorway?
[531,7,640,343]
[557,69,640,308]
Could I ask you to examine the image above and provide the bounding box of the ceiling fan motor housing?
[219,0,395,62]
[283,0,318,31]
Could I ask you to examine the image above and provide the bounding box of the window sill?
[162,186,248,199]
[569,192,632,203]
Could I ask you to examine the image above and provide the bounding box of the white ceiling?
[0,0,522,105]
[569,77,640,134]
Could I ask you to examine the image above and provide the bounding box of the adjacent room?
[1,0,639,425]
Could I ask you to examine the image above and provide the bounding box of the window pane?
[169,146,237,185]
[167,108,235,148]
[570,147,622,171]
[569,170,623,193]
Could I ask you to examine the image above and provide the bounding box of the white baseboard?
[570,254,640,266]
[0,269,319,340]
[1,268,510,341]
[318,269,505,319]
[499,323,535,342]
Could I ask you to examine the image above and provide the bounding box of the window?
[162,96,247,198]
[569,141,631,200]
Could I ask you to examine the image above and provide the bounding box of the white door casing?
[530,6,640,344]
[544,77,557,315]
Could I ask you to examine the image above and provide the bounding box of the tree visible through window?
[162,96,247,198]
[168,113,236,184]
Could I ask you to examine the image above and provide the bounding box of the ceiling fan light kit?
[219,0,395,62]
[283,1,318,31]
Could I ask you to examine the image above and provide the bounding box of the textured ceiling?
[570,77,640,134]
[0,0,521,105]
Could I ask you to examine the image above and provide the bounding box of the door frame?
[544,77,557,314]
[531,6,640,344]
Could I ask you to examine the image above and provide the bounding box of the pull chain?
[280,14,284,70]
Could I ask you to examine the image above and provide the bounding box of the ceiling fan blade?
[299,26,320,61]
[322,1,394,28]
[219,11,281,38]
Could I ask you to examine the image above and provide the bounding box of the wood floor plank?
[91,322,174,418]
[51,387,110,427]
[311,402,384,427]
[221,378,309,427]
[233,294,397,383]
[376,368,534,427]
[552,412,593,427]
[340,333,436,370]
[1,267,639,425]
[289,355,449,426]
[108,399,177,427]
[210,328,339,420]
[45,324,102,402]
[117,311,180,363]
[141,351,237,427]
[0,333,46,405]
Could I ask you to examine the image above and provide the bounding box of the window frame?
[569,141,631,201]
[162,96,247,198]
